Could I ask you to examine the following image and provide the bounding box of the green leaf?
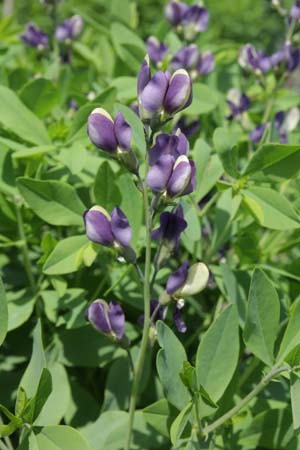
[20,321,46,398]
[277,299,300,363]
[7,289,35,331]
[94,162,121,211]
[17,178,85,226]
[117,104,146,156]
[186,83,220,115]
[242,187,300,230]
[243,269,280,366]
[0,85,50,145]
[43,235,88,275]
[15,387,27,417]
[22,368,52,424]
[143,399,177,438]
[0,405,22,438]
[0,148,16,195]
[111,23,145,73]
[34,426,92,450]
[0,276,8,347]
[102,357,131,412]
[243,143,300,177]
[180,361,196,392]
[196,304,239,402]
[213,127,241,178]
[156,321,190,410]
[290,373,300,431]
[170,402,193,445]
[19,78,60,118]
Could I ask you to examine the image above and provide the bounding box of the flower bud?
[84,206,132,248]
[181,6,209,40]
[166,155,193,198]
[168,262,209,298]
[152,204,187,252]
[85,300,125,341]
[171,45,200,71]
[197,51,215,75]
[20,24,48,49]
[165,0,188,26]
[55,15,84,41]
[146,36,168,65]
[249,124,266,143]
[163,69,192,115]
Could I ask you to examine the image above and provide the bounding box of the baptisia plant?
[84,55,209,450]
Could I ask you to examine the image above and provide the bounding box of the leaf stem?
[15,203,36,292]
[202,364,289,435]
[125,152,152,450]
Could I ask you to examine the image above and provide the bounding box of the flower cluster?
[165,0,209,40]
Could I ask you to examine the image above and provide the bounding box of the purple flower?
[146,36,168,65]
[165,0,189,26]
[84,206,132,248]
[137,57,192,120]
[86,300,125,340]
[166,261,189,294]
[239,44,271,74]
[88,109,132,154]
[181,5,209,39]
[171,45,200,71]
[149,131,189,165]
[271,43,300,73]
[55,15,84,41]
[20,24,48,49]
[173,116,200,138]
[226,89,250,120]
[249,124,266,143]
[275,107,300,143]
[173,305,187,333]
[197,51,215,75]
[290,0,300,20]
[151,205,187,251]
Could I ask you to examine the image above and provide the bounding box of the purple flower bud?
[20,24,48,49]
[239,44,271,74]
[171,45,200,71]
[173,117,200,138]
[182,5,209,34]
[173,305,187,333]
[197,51,215,75]
[55,15,84,41]
[275,107,300,143]
[249,124,266,143]
[151,205,187,250]
[166,155,193,198]
[86,299,125,340]
[226,89,250,120]
[291,0,300,20]
[149,131,189,165]
[271,43,300,73]
[166,261,189,294]
[163,69,192,115]
[84,206,132,248]
[165,0,189,26]
[146,154,175,192]
[146,36,168,64]
[87,108,132,153]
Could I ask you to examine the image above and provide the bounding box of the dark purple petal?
[146,36,168,64]
[114,112,132,150]
[197,52,215,75]
[275,111,285,133]
[146,154,174,192]
[164,70,192,115]
[288,47,300,72]
[171,45,200,70]
[249,124,266,143]
[239,93,251,112]
[165,0,188,26]
[173,305,187,333]
[174,117,200,138]
[55,15,83,41]
[111,207,132,247]
[167,156,192,198]
[140,71,169,115]
[21,24,48,48]
[151,205,187,250]
[167,261,189,294]
[88,109,118,152]
[108,301,125,340]
[182,6,209,32]
[87,300,111,334]
[138,57,151,95]
[84,208,114,246]
[149,132,188,165]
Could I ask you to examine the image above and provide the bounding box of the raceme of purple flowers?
[171,45,215,77]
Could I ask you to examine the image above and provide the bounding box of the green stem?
[125,154,152,450]
[15,204,36,292]
[126,348,135,375]
[202,365,289,435]
[0,441,9,450]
